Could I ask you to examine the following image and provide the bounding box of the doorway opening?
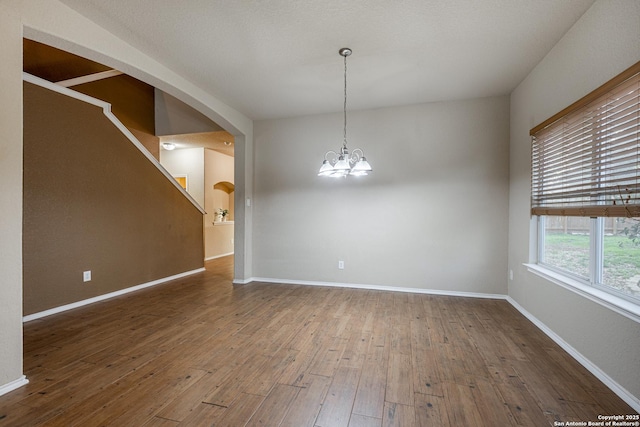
[22,38,242,317]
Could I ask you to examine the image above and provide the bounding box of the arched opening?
[20,35,251,314]
[213,181,235,221]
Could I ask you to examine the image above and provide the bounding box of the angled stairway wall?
[23,78,204,316]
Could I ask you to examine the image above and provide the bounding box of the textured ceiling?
[58,0,595,121]
[160,131,235,157]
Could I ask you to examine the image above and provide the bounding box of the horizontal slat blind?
[531,64,640,217]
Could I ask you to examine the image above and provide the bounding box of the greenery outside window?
[538,216,640,301]
[531,62,640,304]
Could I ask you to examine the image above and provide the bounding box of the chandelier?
[318,48,372,178]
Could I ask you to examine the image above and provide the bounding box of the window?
[538,216,640,301]
[532,61,640,303]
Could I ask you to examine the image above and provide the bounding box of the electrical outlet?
[83,270,92,282]
[338,260,344,270]
[509,269,514,281]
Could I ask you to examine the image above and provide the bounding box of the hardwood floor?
[0,256,635,426]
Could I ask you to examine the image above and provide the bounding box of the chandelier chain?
[343,52,348,149]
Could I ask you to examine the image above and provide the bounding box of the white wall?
[254,96,510,294]
[160,147,205,208]
[508,0,640,404]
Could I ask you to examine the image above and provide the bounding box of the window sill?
[525,263,640,323]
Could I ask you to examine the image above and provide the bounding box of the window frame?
[529,61,640,320]
[536,215,640,305]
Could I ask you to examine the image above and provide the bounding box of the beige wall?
[253,96,510,294]
[508,0,640,402]
[160,147,206,208]
[205,225,234,260]
[205,149,235,259]
[23,81,204,315]
[205,149,234,223]
[159,146,235,260]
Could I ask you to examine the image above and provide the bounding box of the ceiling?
[160,131,235,156]
[57,0,595,121]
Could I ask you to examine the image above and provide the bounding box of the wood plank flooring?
[0,256,635,426]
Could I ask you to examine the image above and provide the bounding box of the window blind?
[531,62,640,218]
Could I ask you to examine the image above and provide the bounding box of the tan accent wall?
[72,74,159,159]
[23,39,112,82]
[130,128,160,160]
[23,81,204,315]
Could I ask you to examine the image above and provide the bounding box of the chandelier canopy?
[318,48,372,178]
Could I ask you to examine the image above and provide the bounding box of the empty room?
[1,0,639,425]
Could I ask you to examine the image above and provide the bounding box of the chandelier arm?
[324,150,338,164]
[348,152,359,165]
[351,148,364,161]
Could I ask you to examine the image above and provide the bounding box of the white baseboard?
[506,296,640,412]
[204,252,234,261]
[0,375,28,397]
[242,276,507,300]
[23,268,205,322]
